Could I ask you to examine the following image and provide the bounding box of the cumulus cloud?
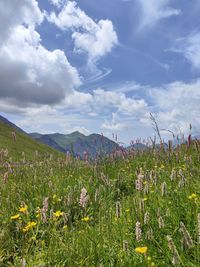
[172,32,200,70]
[0,0,81,108]
[15,106,91,135]
[48,1,118,61]
[0,0,43,43]
[151,80,200,136]
[136,0,181,30]
[51,88,149,118]
[101,113,127,131]
[92,89,148,116]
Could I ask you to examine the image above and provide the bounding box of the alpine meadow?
[0,117,200,266]
[1,0,200,266]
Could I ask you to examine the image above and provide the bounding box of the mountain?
[30,131,119,158]
[127,143,147,150]
[0,115,62,160]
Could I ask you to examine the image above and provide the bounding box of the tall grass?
[0,141,200,266]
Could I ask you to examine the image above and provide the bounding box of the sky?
[0,0,200,145]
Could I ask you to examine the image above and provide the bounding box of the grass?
[0,131,200,266]
[0,120,62,161]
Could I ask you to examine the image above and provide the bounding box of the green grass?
[0,121,62,161]
[0,136,200,266]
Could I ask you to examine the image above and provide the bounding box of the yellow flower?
[188,193,198,200]
[53,211,63,217]
[135,246,148,254]
[81,216,89,222]
[19,206,28,213]
[63,225,68,230]
[125,209,130,212]
[22,221,37,232]
[11,214,20,220]
[143,197,148,201]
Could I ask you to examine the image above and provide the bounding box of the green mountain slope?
[30,131,119,157]
[0,116,62,160]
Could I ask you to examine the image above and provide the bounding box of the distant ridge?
[29,131,119,157]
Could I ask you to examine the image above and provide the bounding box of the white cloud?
[136,0,181,30]
[101,113,127,131]
[0,0,43,43]
[173,32,200,70]
[0,1,81,108]
[151,80,200,136]
[92,89,148,116]
[15,107,91,135]
[49,0,67,8]
[72,20,118,60]
[48,1,118,61]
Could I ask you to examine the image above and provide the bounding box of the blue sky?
[0,0,200,144]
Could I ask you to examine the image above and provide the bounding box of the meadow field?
[0,140,200,266]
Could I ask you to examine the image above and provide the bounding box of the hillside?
[30,131,119,157]
[0,116,62,160]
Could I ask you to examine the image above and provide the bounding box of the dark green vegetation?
[30,131,119,157]
[0,118,200,266]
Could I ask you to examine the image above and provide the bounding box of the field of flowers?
[0,141,200,266]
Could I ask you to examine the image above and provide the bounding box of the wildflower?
[135,221,142,241]
[22,221,37,232]
[123,240,129,252]
[144,211,150,225]
[158,216,165,229]
[11,214,20,220]
[116,201,122,218]
[135,246,148,254]
[146,228,153,240]
[188,193,198,201]
[198,213,200,244]
[79,187,89,208]
[161,182,167,197]
[21,258,26,267]
[180,222,194,248]
[170,169,176,181]
[166,235,181,265]
[63,225,68,230]
[81,216,90,222]
[53,211,63,217]
[94,188,99,202]
[42,197,48,223]
[135,171,144,191]
[19,206,28,213]
[3,172,9,184]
